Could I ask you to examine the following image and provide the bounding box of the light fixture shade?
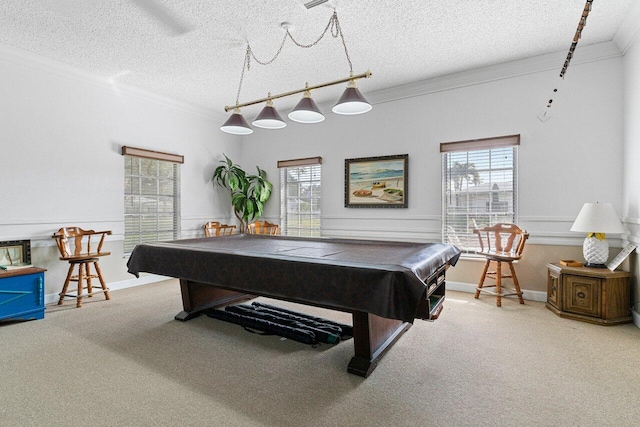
[571,202,625,267]
[570,202,626,234]
[288,92,325,123]
[252,101,287,129]
[220,110,253,135]
[332,86,372,115]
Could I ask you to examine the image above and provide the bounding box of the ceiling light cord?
[538,0,593,122]
[560,0,593,78]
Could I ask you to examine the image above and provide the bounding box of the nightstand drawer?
[547,267,560,309]
[563,275,601,317]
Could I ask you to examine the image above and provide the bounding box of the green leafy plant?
[212,154,273,233]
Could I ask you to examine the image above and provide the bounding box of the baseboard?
[446,281,548,302]
[44,274,171,305]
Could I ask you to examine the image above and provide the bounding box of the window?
[123,146,183,254]
[278,157,322,237]
[441,135,519,253]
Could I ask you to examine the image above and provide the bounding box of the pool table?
[127,234,460,377]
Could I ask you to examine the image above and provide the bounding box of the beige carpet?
[1,280,639,426]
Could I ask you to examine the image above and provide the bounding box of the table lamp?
[570,202,626,268]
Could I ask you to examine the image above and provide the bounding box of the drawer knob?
[577,291,586,299]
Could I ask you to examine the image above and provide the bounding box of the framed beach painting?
[345,154,408,208]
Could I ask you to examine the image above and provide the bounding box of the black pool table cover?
[127,234,461,323]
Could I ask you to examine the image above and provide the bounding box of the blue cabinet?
[0,267,46,321]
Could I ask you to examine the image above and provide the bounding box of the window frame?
[122,146,183,255]
[441,135,519,254]
[278,156,322,237]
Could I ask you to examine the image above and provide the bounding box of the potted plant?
[212,154,273,233]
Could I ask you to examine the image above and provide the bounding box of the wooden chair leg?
[85,262,93,297]
[495,261,502,307]
[76,263,85,308]
[93,261,110,301]
[475,260,491,299]
[58,263,75,305]
[509,262,525,304]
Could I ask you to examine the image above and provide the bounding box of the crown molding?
[0,43,221,121]
[613,1,640,55]
[366,41,623,106]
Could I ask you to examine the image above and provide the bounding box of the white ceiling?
[0,0,634,115]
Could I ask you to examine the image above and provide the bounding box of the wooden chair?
[203,221,236,237]
[247,220,280,235]
[52,227,112,308]
[473,223,529,307]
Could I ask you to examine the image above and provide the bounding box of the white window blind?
[441,135,519,253]
[278,157,322,237]
[123,146,182,254]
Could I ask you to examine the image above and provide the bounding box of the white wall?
[240,44,625,251]
[619,2,640,312]
[0,45,238,297]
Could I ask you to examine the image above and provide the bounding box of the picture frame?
[345,154,408,208]
[0,240,32,269]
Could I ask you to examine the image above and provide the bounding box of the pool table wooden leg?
[347,311,412,377]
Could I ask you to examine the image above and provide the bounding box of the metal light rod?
[224,70,372,112]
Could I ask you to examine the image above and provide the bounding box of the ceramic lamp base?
[583,236,609,266]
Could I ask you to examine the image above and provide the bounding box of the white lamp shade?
[570,202,626,234]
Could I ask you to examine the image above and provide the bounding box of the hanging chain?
[233,46,251,107]
[329,11,354,75]
[232,11,354,107]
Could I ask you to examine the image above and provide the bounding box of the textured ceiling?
[0,0,634,115]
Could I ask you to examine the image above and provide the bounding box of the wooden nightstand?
[546,263,631,325]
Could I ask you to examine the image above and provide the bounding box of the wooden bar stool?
[52,227,112,308]
[473,223,528,307]
[247,220,280,235]
[203,221,236,237]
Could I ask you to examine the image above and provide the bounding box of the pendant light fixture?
[220,11,372,135]
[332,77,372,115]
[220,108,253,135]
[288,87,325,123]
[252,97,287,129]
